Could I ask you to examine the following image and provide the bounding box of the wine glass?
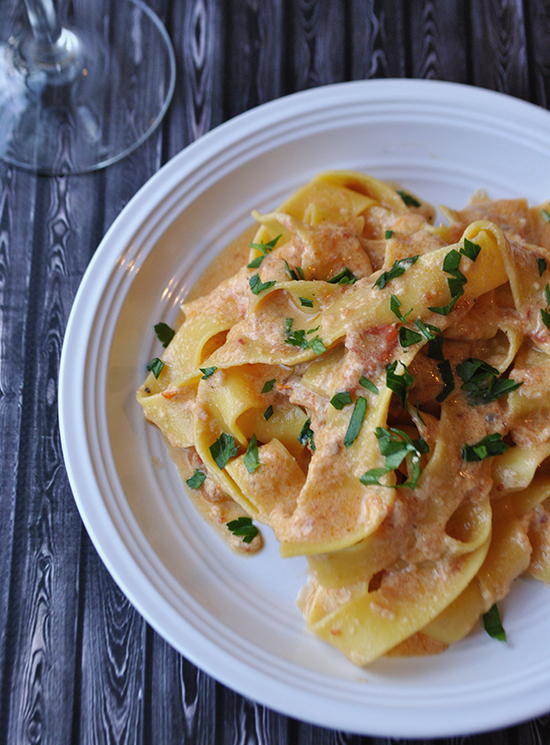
[0,0,176,175]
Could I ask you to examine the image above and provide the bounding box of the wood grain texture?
[1,0,550,743]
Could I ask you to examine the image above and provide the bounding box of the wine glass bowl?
[0,0,176,174]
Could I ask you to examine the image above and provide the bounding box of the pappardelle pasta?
[137,170,550,666]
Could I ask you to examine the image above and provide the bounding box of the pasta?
[137,170,550,666]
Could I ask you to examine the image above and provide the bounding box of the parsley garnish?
[415,319,440,341]
[461,433,509,462]
[483,603,507,642]
[435,359,455,402]
[261,379,276,393]
[247,234,281,268]
[209,433,239,469]
[399,327,423,348]
[386,360,414,408]
[330,391,353,410]
[390,294,413,323]
[200,366,217,379]
[298,419,316,451]
[284,318,294,334]
[284,260,305,280]
[360,426,428,490]
[299,296,314,308]
[397,190,421,208]
[427,296,459,316]
[249,274,276,295]
[385,230,394,239]
[147,358,164,378]
[427,335,444,361]
[328,267,357,285]
[541,283,550,329]
[456,358,522,404]
[460,238,481,262]
[263,405,273,420]
[542,208,550,223]
[428,249,468,315]
[243,434,261,474]
[186,469,206,489]
[359,376,379,394]
[374,255,419,290]
[284,327,326,355]
[344,397,367,448]
[226,516,259,543]
[154,322,175,348]
[537,258,547,276]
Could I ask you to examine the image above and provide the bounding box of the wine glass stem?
[23,0,62,46]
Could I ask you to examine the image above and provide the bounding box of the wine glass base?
[0,0,175,175]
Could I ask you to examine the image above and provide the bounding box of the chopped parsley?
[537,257,547,276]
[359,376,379,394]
[261,379,276,393]
[154,322,175,348]
[390,294,413,323]
[186,469,206,489]
[461,433,509,462]
[374,255,419,290]
[330,391,353,410]
[460,238,481,262]
[542,208,550,223]
[428,248,468,315]
[284,326,326,355]
[284,260,305,280]
[299,296,314,308]
[397,190,421,208]
[199,366,217,379]
[298,418,316,450]
[263,405,274,420]
[435,359,455,403]
[386,360,414,408]
[483,603,507,642]
[249,273,276,295]
[243,434,261,474]
[415,319,440,341]
[328,267,357,285]
[385,229,394,239]
[247,234,281,268]
[542,283,550,329]
[399,327,423,348]
[360,426,428,490]
[427,296,459,316]
[456,358,522,404]
[147,357,164,378]
[226,516,259,543]
[427,335,445,361]
[209,433,239,469]
[344,397,367,448]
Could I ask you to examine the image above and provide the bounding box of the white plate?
[59,79,550,738]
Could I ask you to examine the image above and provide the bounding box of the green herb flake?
[328,267,357,285]
[299,296,314,308]
[461,433,509,462]
[360,426,429,490]
[456,357,522,404]
[154,322,175,348]
[427,335,445,361]
[284,318,294,334]
[209,433,239,469]
[460,238,481,262]
[284,259,305,281]
[243,434,261,474]
[542,308,550,329]
[399,327,424,348]
[200,366,218,379]
[542,208,550,223]
[537,257,547,276]
[390,294,413,323]
[298,418,316,451]
[359,376,379,395]
[186,469,206,489]
[147,357,164,378]
[344,397,367,448]
[284,327,326,355]
[247,234,281,268]
[226,516,259,544]
[435,359,455,403]
[261,379,276,393]
[249,273,276,295]
[415,319,441,341]
[397,190,421,208]
[386,360,414,408]
[374,255,419,290]
[483,603,507,642]
[330,391,353,410]
[385,230,394,239]
[263,405,274,420]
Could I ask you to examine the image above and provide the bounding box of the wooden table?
[2,0,550,742]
